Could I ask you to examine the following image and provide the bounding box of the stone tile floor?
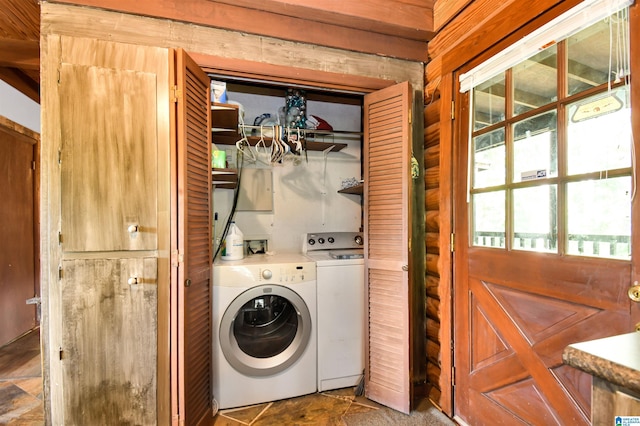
[0,329,44,425]
[0,330,455,425]
[212,387,455,425]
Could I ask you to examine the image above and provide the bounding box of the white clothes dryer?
[212,254,317,410]
[303,232,365,392]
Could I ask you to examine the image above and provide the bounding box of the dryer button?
[262,269,273,280]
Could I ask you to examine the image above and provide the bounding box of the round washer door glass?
[220,285,311,376]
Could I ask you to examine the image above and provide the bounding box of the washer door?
[219,285,311,376]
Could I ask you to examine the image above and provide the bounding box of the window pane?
[473,191,505,248]
[567,87,631,175]
[567,177,631,259]
[473,128,505,189]
[513,185,557,253]
[474,73,505,131]
[513,111,557,183]
[567,14,629,96]
[513,46,557,116]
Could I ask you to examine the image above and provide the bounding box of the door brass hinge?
[451,366,455,387]
[171,250,183,267]
[58,265,63,280]
[58,231,62,246]
[451,101,455,120]
[32,160,36,170]
[172,85,181,103]
[450,233,455,252]
[58,149,62,165]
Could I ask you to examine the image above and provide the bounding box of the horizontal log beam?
[53,0,430,61]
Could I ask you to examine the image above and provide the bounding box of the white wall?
[213,89,362,254]
[0,81,40,133]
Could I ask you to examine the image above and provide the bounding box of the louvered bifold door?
[175,48,213,426]
[363,81,413,414]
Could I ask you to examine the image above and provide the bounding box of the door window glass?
[567,177,631,259]
[473,74,506,131]
[567,18,630,96]
[512,110,558,183]
[567,88,631,175]
[469,11,632,259]
[513,47,557,116]
[473,128,505,189]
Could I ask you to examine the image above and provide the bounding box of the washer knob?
[262,269,273,280]
[328,237,335,243]
[355,235,363,245]
[308,239,316,246]
[318,238,325,244]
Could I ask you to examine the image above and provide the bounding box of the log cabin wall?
[425,0,596,415]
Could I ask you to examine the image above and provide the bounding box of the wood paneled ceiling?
[0,0,435,105]
[0,0,40,103]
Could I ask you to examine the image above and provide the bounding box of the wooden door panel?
[364,81,412,414]
[174,48,212,426]
[60,258,157,425]
[59,64,158,252]
[462,270,631,425]
[0,125,36,346]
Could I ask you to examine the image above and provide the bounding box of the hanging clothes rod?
[238,124,363,137]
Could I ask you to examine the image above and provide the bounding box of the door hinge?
[451,101,455,120]
[172,85,181,103]
[58,231,62,246]
[31,160,36,170]
[57,69,61,85]
[450,233,455,252]
[58,265,63,280]
[58,149,62,165]
[171,250,183,267]
[451,366,455,387]
[408,107,412,125]
[59,347,64,360]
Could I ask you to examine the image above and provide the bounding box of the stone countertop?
[563,332,640,393]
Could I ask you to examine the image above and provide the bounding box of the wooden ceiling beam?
[0,67,39,103]
[50,0,429,61]
[210,0,435,41]
[0,38,39,70]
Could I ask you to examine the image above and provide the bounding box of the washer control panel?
[213,256,316,286]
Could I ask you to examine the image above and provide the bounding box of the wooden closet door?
[173,48,213,426]
[59,65,158,252]
[48,37,170,425]
[0,121,37,346]
[363,81,414,414]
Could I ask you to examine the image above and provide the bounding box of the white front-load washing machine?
[212,254,317,409]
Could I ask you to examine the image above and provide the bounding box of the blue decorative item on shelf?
[285,88,306,130]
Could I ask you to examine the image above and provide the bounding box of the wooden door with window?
[454,8,640,425]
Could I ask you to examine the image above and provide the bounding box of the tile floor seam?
[248,401,272,425]
[218,411,251,426]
